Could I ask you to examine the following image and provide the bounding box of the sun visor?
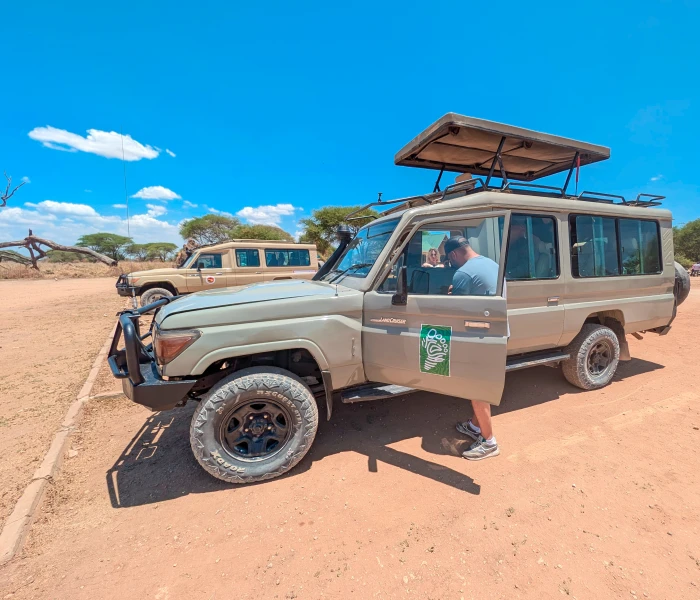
[394,113,610,181]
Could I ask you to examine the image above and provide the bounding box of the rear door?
[233,248,265,286]
[362,211,510,405]
[185,251,231,292]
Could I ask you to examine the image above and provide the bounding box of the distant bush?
[45,250,96,263]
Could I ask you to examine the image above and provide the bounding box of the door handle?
[465,321,491,329]
[215,272,223,275]
[255,271,262,274]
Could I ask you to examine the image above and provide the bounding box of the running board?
[340,384,416,404]
[505,352,570,372]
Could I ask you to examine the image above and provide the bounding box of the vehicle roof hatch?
[394,113,610,182]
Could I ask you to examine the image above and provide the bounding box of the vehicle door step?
[340,384,416,404]
[505,351,570,372]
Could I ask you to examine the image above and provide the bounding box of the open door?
[362,211,510,405]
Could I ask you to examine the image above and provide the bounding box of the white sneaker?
[455,420,481,441]
[462,436,500,461]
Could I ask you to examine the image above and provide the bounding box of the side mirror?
[197,262,204,272]
[392,265,408,306]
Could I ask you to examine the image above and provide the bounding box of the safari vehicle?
[116,239,319,306]
[108,114,690,484]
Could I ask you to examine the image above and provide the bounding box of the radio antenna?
[120,129,137,308]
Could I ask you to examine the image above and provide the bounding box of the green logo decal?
[419,324,452,376]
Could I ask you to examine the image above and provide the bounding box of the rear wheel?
[140,287,173,307]
[562,324,620,390]
[190,367,319,484]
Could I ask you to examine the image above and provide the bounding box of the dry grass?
[0,260,173,280]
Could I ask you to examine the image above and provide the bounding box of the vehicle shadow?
[106,357,663,509]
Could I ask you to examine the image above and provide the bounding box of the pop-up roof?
[394,113,610,182]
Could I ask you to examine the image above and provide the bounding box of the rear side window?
[504,214,558,280]
[619,219,661,274]
[235,249,260,267]
[265,249,311,267]
[194,253,223,269]
[570,216,620,277]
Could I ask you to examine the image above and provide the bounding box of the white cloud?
[183,200,198,208]
[146,204,167,217]
[206,206,235,218]
[21,176,31,184]
[166,149,176,158]
[24,200,98,217]
[113,203,127,209]
[28,126,160,161]
[236,203,297,226]
[650,174,663,182]
[131,186,181,201]
[0,201,181,245]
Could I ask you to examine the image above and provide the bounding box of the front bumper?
[115,274,140,297]
[108,301,196,411]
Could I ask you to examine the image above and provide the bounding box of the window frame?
[617,217,663,276]
[569,214,662,278]
[504,212,561,282]
[235,248,261,268]
[194,252,223,270]
[374,211,511,298]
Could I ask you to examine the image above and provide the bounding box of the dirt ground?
[0,279,124,529]
[1,283,699,600]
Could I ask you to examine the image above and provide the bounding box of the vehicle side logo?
[419,324,452,377]
[205,276,216,284]
[369,317,407,325]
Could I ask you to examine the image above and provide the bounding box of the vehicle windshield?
[322,218,400,281]
[179,252,197,269]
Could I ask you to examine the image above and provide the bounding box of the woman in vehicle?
[422,248,444,268]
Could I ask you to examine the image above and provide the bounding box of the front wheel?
[190,367,319,484]
[562,324,620,390]
[140,287,173,307]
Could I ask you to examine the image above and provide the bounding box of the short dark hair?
[444,236,470,255]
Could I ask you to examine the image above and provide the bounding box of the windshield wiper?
[327,262,374,284]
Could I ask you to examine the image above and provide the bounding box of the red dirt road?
[1,285,699,599]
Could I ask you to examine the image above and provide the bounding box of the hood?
[130,267,179,278]
[156,279,345,323]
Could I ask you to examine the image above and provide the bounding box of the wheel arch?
[190,341,334,420]
[582,310,630,361]
[139,281,178,295]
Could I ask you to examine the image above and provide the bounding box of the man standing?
[444,235,504,461]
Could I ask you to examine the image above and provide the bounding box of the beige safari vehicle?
[109,114,689,484]
[116,239,319,305]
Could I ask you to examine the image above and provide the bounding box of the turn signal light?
[153,328,201,365]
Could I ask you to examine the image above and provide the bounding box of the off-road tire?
[674,261,691,307]
[140,287,173,307]
[190,367,319,484]
[562,324,620,390]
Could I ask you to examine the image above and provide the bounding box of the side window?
[265,249,311,267]
[195,253,223,269]
[619,219,661,275]
[235,249,260,268]
[379,216,503,296]
[505,214,558,280]
[570,215,620,277]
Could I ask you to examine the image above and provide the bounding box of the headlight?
[153,328,201,365]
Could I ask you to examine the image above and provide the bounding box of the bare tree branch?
[1,171,27,207]
[0,231,117,269]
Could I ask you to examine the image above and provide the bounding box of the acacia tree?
[299,205,378,256]
[179,215,242,245]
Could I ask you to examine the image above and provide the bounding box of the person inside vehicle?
[691,262,700,276]
[444,236,505,460]
[422,248,444,268]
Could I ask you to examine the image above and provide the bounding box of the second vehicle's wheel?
[140,287,173,307]
[190,367,319,484]
[562,324,620,390]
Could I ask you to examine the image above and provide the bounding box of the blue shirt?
[452,255,499,296]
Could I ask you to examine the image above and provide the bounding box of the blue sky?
[1,0,699,246]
